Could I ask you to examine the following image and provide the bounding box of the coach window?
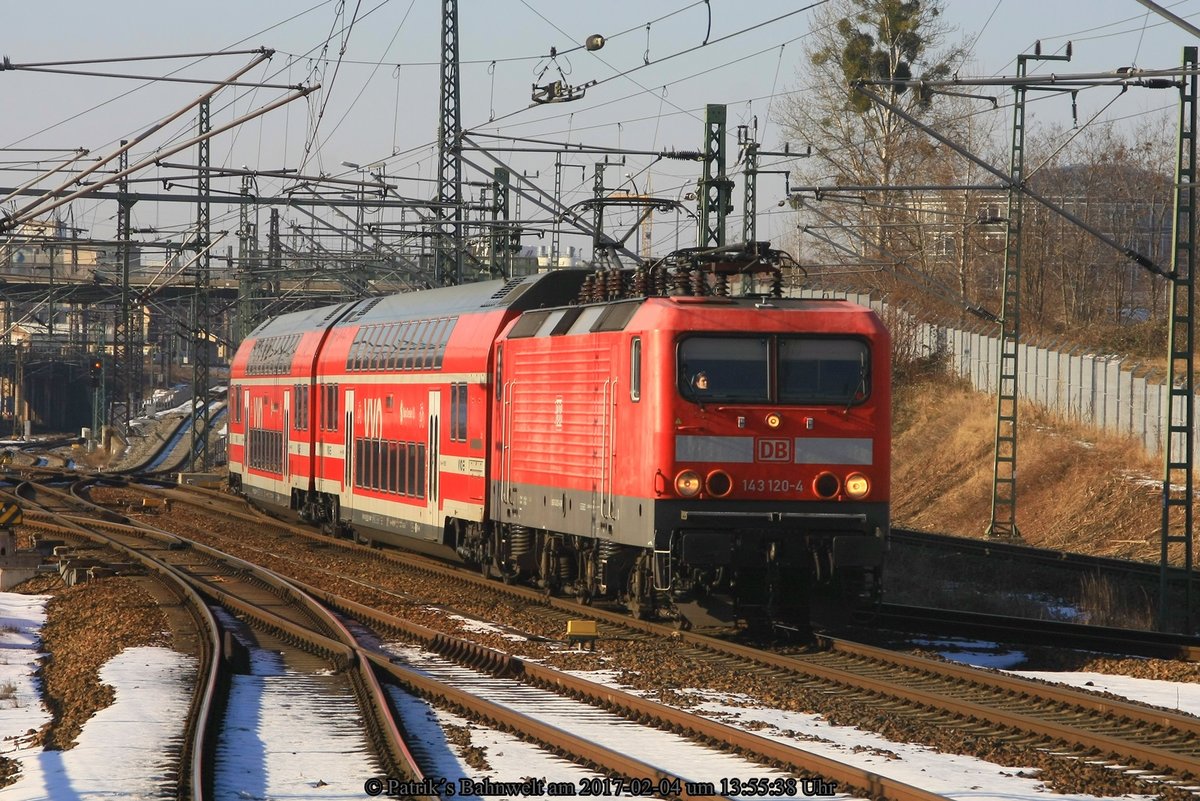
[630,338,641,402]
[384,323,402,370]
[232,385,241,422]
[396,321,415,369]
[322,384,339,431]
[348,330,362,371]
[423,318,446,369]
[409,320,431,370]
[425,318,446,368]
[435,317,455,367]
[407,443,418,496]
[354,438,363,487]
[375,325,390,370]
[416,443,427,499]
[385,441,396,493]
[373,440,383,490]
[398,442,409,496]
[370,325,388,370]
[450,383,468,442]
[362,326,377,371]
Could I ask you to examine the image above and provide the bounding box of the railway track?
[891,526,1192,583]
[81,478,1200,798]
[2,480,221,798]
[89,480,949,799]
[859,602,1200,661]
[5,479,420,799]
[9,477,967,801]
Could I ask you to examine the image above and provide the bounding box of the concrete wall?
[795,288,1178,457]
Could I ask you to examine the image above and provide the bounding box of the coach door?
[425,389,441,533]
[281,388,291,486]
[241,387,250,469]
[342,389,355,513]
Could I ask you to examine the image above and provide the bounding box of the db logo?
[756,438,792,462]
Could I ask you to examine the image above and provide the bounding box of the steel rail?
[301,578,949,801]
[2,483,223,801]
[32,480,755,799]
[891,527,1193,581]
[864,602,1200,661]
[22,479,430,793]
[149,481,1200,783]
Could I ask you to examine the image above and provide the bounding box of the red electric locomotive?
[228,248,889,627]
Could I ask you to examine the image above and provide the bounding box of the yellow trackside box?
[565,619,598,650]
[0,501,21,528]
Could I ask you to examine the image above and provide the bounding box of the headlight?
[844,472,870,499]
[765,412,782,429]
[706,469,732,497]
[814,471,840,499]
[674,469,702,498]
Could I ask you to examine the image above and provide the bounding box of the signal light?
[88,357,102,388]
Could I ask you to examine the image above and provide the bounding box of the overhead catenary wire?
[469,0,831,133]
[7,1,1188,269]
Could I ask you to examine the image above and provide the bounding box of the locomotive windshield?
[679,335,869,405]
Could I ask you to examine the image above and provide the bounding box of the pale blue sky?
[2,1,1197,250]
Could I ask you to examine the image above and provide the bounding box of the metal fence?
[795,288,1173,457]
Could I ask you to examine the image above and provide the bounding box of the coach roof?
[244,269,592,341]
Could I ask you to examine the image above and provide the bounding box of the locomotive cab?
[489,288,890,630]
[662,317,890,626]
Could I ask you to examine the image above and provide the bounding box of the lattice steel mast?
[112,143,137,430]
[1160,46,1197,632]
[190,99,212,471]
[987,45,1073,541]
[698,104,733,247]
[436,0,463,285]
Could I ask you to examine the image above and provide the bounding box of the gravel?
[7,476,1198,798]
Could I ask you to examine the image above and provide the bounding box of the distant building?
[535,245,579,269]
[0,217,118,282]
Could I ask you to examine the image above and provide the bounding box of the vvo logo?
[756,438,791,462]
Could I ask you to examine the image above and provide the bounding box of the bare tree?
[1021,120,1173,334]
[779,0,965,284]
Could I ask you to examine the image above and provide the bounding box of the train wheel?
[626,553,654,620]
[320,497,340,537]
[576,549,598,604]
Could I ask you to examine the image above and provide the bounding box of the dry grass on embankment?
[887,373,1174,626]
[892,374,1166,562]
